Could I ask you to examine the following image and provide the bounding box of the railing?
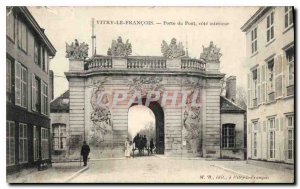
[84,56,206,72]
[181,58,206,71]
[127,57,166,69]
[85,57,112,70]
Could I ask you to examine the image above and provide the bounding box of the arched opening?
[128,101,165,154]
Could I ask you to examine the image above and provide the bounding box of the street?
[70,156,294,183]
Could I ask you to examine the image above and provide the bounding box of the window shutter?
[261,64,266,103]
[15,61,21,106]
[247,73,252,108]
[257,67,261,104]
[275,54,283,98]
[32,74,36,111]
[41,81,44,114]
[282,52,288,97]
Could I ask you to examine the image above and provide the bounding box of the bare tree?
[235,86,247,110]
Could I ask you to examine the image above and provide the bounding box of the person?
[81,141,90,166]
[124,137,131,158]
[133,133,140,150]
[150,138,155,154]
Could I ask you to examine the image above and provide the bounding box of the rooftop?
[220,96,246,114]
[50,90,69,112]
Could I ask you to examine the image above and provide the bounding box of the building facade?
[241,7,294,164]
[6,7,56,173]
[50,91,70,161]
[60,37,246,159]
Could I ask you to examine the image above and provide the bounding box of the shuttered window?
[267,11,274,42]
[19,123,28,163]
[285,7,293,28]
[268,118,275,159]
[261,64,266,103]
[6,120,15,166]
[251,27,258,54]
[15,61,27,108]
[41,128,49,160]
[6,9,15,41]
[275,55,283,98]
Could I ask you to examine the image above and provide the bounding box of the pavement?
[6,156,294,183]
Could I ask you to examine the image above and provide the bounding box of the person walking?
[81,141,90,166]
[124,137,131,158]
[150,138,155,154]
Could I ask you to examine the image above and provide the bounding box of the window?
[34,41,40,66]
[41,82,48,115]
[17,18,27,52]
[267,59,275,102]
[222,124,235,148]
[6,121,15,166]
[252,69,258,106]
[52,124,67,150]
[33,126,40,161]
[253,133,257,157]
[6,58,13,102]
[6,8,15,41]
[286,47,294,86]
[287,116,294,160]
[15,62,27,108]
[44,50,48,73]
[285,7,293,28]
[268,118,275,159]
[41,128,49,160]
[32,75,41,112]
[19,123,28,163]
[251,27,258,53]
[267,11,274,42]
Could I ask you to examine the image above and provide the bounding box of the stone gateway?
[60,38,245,159]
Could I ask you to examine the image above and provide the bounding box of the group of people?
[124,134,155,158]
[80,134,156,166]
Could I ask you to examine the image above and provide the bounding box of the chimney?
[225,76,236,102]
[49,70,54,101]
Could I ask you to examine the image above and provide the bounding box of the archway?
[128,101,165,154]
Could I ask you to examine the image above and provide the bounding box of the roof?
[15,7,57,56]
[241,7,272,32]
[220,96,246,114]
[50,90,69,112]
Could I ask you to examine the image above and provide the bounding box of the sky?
[27,6,258,99]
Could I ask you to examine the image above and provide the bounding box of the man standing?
[81,141,90,166]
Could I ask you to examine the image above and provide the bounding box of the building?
[50,91,69,161]
[50,36,246,160]
[6,7,56,173]
[241,7,294,164]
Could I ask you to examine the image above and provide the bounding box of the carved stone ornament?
[161,38,185,59]
[89,77,112,144]
[66,39,89,60]
[128,76,164,96]
[200,41,222,62]
[107,36,132,56]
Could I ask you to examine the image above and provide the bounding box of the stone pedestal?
[112,57,127,69]
[206,61,220,72]
[166,59,181,69]
[69,59,85,71]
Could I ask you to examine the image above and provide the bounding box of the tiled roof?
[220,96,246,113]
[50,90,69,112]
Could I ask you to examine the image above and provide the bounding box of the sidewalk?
[7,162,86,183]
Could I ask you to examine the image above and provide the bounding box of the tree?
[236,86,247,110]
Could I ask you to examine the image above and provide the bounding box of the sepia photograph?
[5,5,295,183]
